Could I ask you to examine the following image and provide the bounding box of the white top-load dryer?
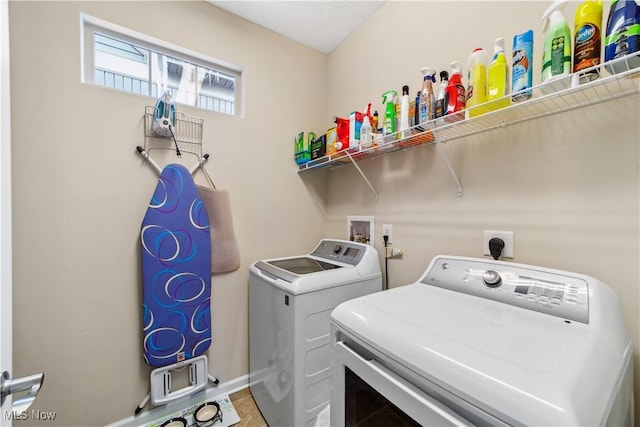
[249,239,382,427]
[330,256,634,426]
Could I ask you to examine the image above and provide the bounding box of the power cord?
[383,234,389,290]
[489,237,505,260]
[168,125,181,157]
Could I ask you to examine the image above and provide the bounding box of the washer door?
[331,341,470,427]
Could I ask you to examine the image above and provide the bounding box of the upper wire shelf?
[298,52,640,173]
[138,106,208,176]
[142,105,204,159]
[144,105,204,144]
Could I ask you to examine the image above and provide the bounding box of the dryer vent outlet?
[483,231,514,259]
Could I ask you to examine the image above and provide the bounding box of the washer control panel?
[311,240,366,266]
[421,257,589,323]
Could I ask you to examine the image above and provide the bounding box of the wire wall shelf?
[144,105,204,144]
[142,105,205,159]
[298,53,640,177]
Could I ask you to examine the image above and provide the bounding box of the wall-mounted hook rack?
[139,106,208,176]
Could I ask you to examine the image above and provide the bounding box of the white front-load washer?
[330,255,634,426]
[249,239,382,427]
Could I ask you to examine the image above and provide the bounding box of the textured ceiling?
[208,1,386,54]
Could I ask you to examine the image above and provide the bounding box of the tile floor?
[229,388,267,427]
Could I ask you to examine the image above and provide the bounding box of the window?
[82,14,241,116]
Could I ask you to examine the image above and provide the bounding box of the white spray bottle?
[360,103,373,148]
[400,85,411,138]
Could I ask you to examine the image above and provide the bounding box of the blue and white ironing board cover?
[141,164,212,367]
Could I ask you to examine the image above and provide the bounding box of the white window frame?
[80,13,243,117]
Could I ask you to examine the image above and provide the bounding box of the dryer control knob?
[483,270,502,287]
[333,244,342,254]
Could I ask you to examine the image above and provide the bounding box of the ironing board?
[135,151,219,415]
[141,163,211,367]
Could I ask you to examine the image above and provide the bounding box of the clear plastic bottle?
[418,67,436,125]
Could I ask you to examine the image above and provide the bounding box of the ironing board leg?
[208,373,219,385]
[135,393,150,415]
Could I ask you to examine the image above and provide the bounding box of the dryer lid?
[331,281,629,426]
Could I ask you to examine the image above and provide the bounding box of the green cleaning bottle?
[541,0,572,93]
[382,90,398,138]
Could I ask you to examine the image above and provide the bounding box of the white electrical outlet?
[483,230,514,259]
[382,224,393,244]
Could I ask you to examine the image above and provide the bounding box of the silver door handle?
[1,371,44,413]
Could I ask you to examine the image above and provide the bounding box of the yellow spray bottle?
[382,90,398,138]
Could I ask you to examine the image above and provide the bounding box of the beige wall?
[319,0,640,422]
[9,1,326,425]
[9,0,639,425]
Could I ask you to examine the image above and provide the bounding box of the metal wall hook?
[136,146,209,177]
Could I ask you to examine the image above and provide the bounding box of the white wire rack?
[297,53,640,198]
[143,105,204,150]
[138,106,208,176]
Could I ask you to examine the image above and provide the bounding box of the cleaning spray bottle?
[418,68,436,126]
[573,0,603,83]
[435,71,449,119]
[487,37,510,112]
[360,103,373,148]
[400,85,411,138]
[446,61,466,118]
[466,48,489,118]
[605,0,640,74]
[382,90,398,139]
[541,0,572,93]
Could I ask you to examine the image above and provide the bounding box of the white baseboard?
[108,374,250,427]
[210,373,249,397]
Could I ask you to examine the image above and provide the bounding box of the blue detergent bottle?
[605,0,640,74]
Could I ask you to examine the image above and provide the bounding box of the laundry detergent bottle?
[605,0,640,74]
[573,0,603,83]
[466,48,489,118]
[446,61,466,118]
[487,37,510,112]
[541,0,572,93]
